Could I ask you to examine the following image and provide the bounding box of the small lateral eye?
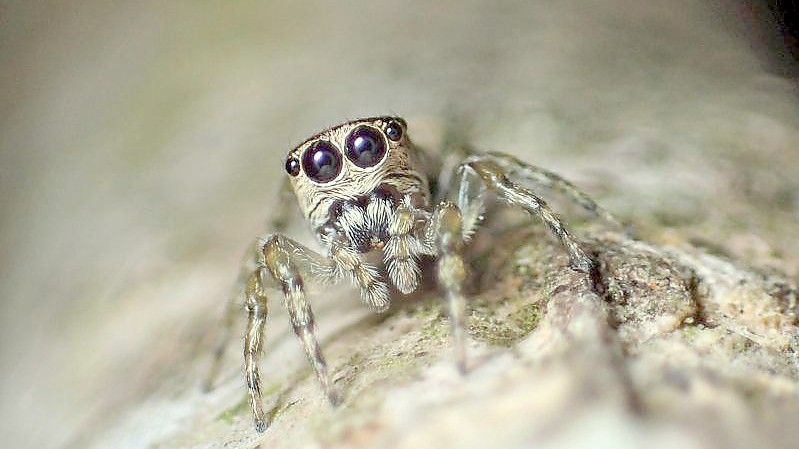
[345,126,387,168]
[285,157,300,176]
[384,120,403,142]
[301,141,342,183]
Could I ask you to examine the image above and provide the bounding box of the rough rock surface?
[80,225,799,449]
[1,1,798,449]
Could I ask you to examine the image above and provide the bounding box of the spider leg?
[205,180,305,393]
[242,268,270,431]
[450,157,488,241]
[203,240,266,392]
[258,235,342,412]
[384,201,429,293]
[482,152,622,229]
[324,231,391,311]
[252,232,391,432]
[426,201,468,372]
[206,233,389,406]
[459,156,595,273]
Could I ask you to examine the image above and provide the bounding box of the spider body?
[208,116,619,432]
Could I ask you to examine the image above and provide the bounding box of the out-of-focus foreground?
[1,1,798,449]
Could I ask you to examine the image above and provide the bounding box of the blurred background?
[1,1,798,448]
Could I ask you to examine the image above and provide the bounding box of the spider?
[206,116,619,432]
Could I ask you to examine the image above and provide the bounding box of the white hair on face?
[287,117,429,229]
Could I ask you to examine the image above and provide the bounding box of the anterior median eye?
[345,126,386,168]
[302,141,342,183]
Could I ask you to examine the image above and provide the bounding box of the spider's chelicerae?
[209,116,619,432]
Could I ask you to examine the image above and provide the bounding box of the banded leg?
[239,232,384,432]
[483,152,621,228]
[204,181,305,393]
[428,201,469,372]
[243,269,270,432]
[460,157,595,273]
[203,239,270,392]
[450,158,487,241]
[384,200,428,294]
[324,233,391,311]
[261,235,340,412]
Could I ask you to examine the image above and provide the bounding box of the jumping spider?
[207,116,619,432]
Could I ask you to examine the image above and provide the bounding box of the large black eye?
[345,126,386,168]
[301,141,342,183]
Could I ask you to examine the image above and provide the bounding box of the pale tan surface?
[1,1,798,448]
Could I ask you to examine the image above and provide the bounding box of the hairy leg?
[427,201,469,372]
[384,199,430,294]
[483,151,621,228]
[256,235,340,426]
[252,232,390,431]
[205,226,389,390]
[460,156,595,273]
[321,230,391,311]
[216,232,381,432]
[243,269,270,431]
[204,179,303,392]
[451,158,487,241]
[203,239,270,392]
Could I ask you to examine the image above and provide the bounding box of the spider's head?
[284,116,428,227]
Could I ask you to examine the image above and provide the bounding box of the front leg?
[244,234,341,432]
[458,156,595,273]
[482,151,622,229]
[250,232,390,431]
[384,198,431,294]
[243,269,270,431]
[204,239,272,392]
[426,201,469,372]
